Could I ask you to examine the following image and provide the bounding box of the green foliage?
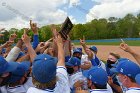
[1,13,140,44]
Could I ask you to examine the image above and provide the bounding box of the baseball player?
[66,57,87,93]
[0,56,19,93]
[83,66,113,93]
[112,58,140,93]
[6,61,32,93]
[23,34,70,93]
[106,52,122,93]
[72,48,83,59]
[80,37,106,71]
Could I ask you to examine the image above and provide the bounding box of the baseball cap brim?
[89,47,97,52]
[110,68,119,73]
[3,62,18,74]
[66,62,74,67]
[20,61,31,71]
[73,49,82,54]
[7,61,31,83]
[82,69,90,78]
[135,74,140,85]
[73,51,82,54]
[111,64,117,67]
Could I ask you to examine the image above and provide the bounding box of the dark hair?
[109,52,120,59]
[129,76,136,83]
[93,83,107,89]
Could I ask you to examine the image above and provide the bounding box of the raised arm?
[22,29,37,62]
[30,20,38,35]
[80,36,88,51]
[9,33,17,42]
[30,20,39,49]
[120,42,140,65]
[63,36,71,57]
[51,25,58,57]
[54,34,65,67]
[80,36,93,60]
[16,54,30,62]
[6,39,23,62]
[0,32,17,51]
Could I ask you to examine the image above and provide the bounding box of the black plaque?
[59,17,73,40]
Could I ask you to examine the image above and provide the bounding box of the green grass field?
[74,40,140,46]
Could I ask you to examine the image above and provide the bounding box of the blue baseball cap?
[7,61,31,83]
[66,57,81,67]
[17,52,25,59]
[110,58,128,67]
[89,46,98,52]
[73,48,82,54]
[0,56,18,75]
[77,48,82,52]
[32,54,57,83]
[112,58,140,78]
[83,66,108,85]
[135,74,140,85]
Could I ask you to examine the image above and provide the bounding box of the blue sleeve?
[32,35,39,49]
[105,64,111,76]
[94,55,100,66]
[90,58,98,66]
[70,87,75,93]
[65,56,71,62]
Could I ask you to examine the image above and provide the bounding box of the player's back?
[27,66,70,93]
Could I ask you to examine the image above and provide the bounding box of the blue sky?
[67,0,95,23]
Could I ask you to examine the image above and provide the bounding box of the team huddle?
[0,20,140,93]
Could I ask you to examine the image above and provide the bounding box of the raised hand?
[35,42,45,53]
[80,35,86,46]
[30,20,38,34]
[108,76,113,85]
[0,41,13,50]
[120,43,131,52]
[24,28,30,34]
[4,41,14,48]
[54,34,63,46]
[9,32,17,41]
[45,38,53,47]
[80,61,92,70]
[22,29,31,45]
[51,24,59,37]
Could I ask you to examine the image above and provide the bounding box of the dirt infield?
[77,45,140,62]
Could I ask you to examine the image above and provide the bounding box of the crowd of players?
[0,20,140,93]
